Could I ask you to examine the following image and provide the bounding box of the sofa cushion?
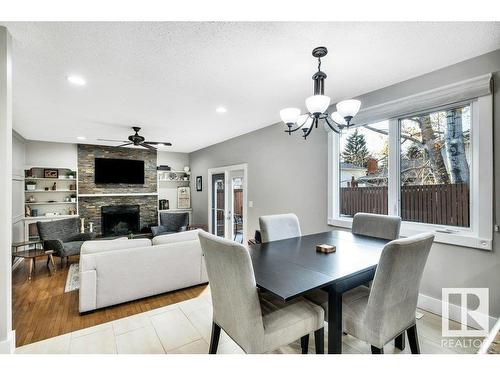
[81,238,152,255]
[152,229,202,246]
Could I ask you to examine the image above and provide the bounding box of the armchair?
[37,218,96,266]
[151,212,189,237]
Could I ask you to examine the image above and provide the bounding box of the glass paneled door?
[211,173,226,237]
[208,164,247,243]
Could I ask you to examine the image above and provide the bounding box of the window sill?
[327,217,492,251]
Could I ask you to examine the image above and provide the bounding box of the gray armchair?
[37,218,96,265]
[151,212,189,237]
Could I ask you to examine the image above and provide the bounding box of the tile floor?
[15,287,480,354]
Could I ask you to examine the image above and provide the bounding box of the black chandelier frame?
[284,46,356,139]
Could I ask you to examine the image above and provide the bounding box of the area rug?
[64,263,80,293]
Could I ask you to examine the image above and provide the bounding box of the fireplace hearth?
[101,205,140,237]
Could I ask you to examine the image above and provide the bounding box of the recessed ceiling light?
[67,75,86,86]
[216,106,227,114]
[77,136,86,141]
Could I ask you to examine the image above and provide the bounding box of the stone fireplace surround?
[77,144,158,236]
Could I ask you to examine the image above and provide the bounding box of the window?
[339,121,389,217]
[328,76,493,250]
[399,105,471,227]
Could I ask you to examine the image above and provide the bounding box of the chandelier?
[280,47,361,139]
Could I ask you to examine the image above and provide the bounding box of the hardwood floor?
[12,255,209,347]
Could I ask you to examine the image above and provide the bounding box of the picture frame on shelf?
[196,176,202,191]
[44,169,59,178]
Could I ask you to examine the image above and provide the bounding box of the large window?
[400,105,471,227]
[339,121,389,217]
[328,86,493,250]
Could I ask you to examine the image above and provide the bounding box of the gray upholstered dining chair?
[258,213,301,243]
[352,212,401,240]
[307,232,434,354]
[198,231,325,354]
[351,213,403,346]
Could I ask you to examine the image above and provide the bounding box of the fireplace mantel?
[79,192,158,197]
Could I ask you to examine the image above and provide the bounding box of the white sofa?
[79,229,208,313]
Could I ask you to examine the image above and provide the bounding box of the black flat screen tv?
[94,158,145,184]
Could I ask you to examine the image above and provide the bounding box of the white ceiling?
[2,22,500,152]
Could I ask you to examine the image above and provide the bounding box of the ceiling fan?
[98,126,172,150]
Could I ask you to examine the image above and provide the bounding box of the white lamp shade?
[280,108,301,124]
[305,95,331,114]
[336,99,361,118]
[331,111,347,125]
[297,114,313,129]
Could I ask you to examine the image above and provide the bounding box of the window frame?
[328,95,493,251]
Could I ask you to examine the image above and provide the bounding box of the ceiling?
[2,22,500,152]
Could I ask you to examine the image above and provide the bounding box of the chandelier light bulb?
[280,108,301,124]
[305,95,331,115]
[331,111,347,125]
[336,99,361,119]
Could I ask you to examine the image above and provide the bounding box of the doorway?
[208,164,248,244]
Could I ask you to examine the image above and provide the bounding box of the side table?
[12,240,56,281]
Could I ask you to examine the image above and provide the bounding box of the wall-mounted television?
[94,158,145,184]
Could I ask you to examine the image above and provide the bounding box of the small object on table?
[51,182,57,191]
[89,222,94,233]
[80,217,85,233]
[316,244,336,253]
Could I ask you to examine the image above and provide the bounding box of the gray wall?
[189,49,500,318]
[189,124,330,237]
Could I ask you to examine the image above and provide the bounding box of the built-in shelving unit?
[24,167,78,218]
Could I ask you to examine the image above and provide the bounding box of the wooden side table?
[16,250,56,281]
[12,240,56,281]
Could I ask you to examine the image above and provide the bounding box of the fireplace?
[101,205,140,237]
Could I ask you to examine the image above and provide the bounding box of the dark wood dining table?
[248,230,390,354]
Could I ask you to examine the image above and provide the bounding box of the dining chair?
[198,231,325,354]
[307,232,434,354]
[352,212,401,240]
[351,213,403,345]
[258,213,301,243]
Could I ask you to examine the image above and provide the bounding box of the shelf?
[25,190,77,193]
[25,177,76,181]
[158,208,192,212]
[159,180,190,183]
[25,202,77,205]
[158,170,190,174]
[23,214,79,221]
[79,192,158,197]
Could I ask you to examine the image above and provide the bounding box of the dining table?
[248,230,390,354]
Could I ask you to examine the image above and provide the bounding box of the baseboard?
[0,330,16,354]
[418,293,497,331]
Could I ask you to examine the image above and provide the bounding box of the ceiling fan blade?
[140,143,156,151]
[97,139,128,142]
[144,141,172,146]
[117,142,134,147]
